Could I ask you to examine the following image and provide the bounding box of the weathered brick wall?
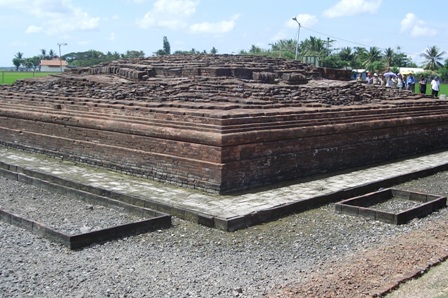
[1,99,447,193]
[219,113,448,192]
[0,112,224,192]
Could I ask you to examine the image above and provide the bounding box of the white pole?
[292,17,301,61]
[57,43,67,72]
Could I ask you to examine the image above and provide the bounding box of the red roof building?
[40,59,68,72]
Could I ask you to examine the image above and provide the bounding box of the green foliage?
[12,58,21,71]
[420,46,446,70]
[210,47,218,55]
[63,50,133,67]
[337,47,355,67]
[267,39,296,59]
[172,48,205,55]
[163,36,171,55]
[123,50,145,59]
[436,67,448,82]
[11,35,443,73]
[12,52,24,71]
[155,36,171,56]
[237,36,421,73]
[383,47,394,68]
[322,55,348,69]
[390,66,400,74]
[391,48,412,67]
[362,47,382,70]
[154,49,167,56]
[249,45,263,55]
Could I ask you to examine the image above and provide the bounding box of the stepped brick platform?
[1,55,448,194]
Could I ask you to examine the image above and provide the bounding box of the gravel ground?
[1,172,447,297]
[0,181,147,235]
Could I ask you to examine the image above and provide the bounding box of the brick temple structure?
[1,55,447,194]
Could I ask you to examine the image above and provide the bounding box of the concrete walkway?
[1,146,448,231]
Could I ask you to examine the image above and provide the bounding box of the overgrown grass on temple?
[0,71,52,85]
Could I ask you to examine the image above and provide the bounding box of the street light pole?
[292,17,301,61]
[57,43,67,73]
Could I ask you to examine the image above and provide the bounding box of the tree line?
[10,36,447,80]
[11,49,146,71]
[244,38,447,80]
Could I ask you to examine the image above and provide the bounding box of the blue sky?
[1,0,447,67]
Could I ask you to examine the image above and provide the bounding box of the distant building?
[303,56,320,67]
[40,59,68,72]
[398,67,425,75]
[351,69,367,80]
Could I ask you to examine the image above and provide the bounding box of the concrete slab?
[1,147,448,231]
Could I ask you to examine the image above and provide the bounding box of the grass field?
[0,71,53,85]
[439,83,448,95]
[415,82,448,96]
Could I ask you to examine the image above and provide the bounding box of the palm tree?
[12,52,24,70]
[48,49,56,59]
[353,47,367,69]
[338,47,355,68]
[392,46,411,67]
[300,36,326,58]
[40,49,48,59]
[276,39,297,59]
[420,46,446,70]
[362,47,382,71]
[383,47,394,69]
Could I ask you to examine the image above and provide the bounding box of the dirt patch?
[267,212,448,297]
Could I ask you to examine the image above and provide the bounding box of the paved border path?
[1,147,448,230]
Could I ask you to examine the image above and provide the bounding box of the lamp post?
[292,17,301,61]
[57,43,67,72]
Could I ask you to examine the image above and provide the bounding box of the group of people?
[411,74,441,97]
[364,72,441,97]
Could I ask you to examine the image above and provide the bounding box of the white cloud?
[323,0,382,18]
[189,15,238,34]
[25,25,42,34]
[0,0,99,35]
[400,13,436,37]
[137,0,236,35]
[137,0,199,29]
[288,14,318,28]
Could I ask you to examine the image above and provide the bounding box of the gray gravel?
[371,197,422,212]
[0,180,147,235]
[1,172,447,298]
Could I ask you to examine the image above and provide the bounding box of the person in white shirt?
[385,76,393,88]
[396,74,404,90]
[431,76,440,98]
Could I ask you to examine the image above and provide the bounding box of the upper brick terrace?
[1,55,448,194]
